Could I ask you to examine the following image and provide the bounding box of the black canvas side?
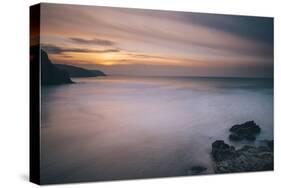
[29,3,41,185]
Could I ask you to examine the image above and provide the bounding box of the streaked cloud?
[70,37,116,46]
[40,3,273,77]
[42,44,120,54]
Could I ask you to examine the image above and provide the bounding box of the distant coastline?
[36,48,106,86]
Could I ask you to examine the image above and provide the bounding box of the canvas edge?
[30,3,41,185]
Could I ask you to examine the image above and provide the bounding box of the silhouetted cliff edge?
[40,49,73,85]
[31,46,106,85]
[55,64,106,77]
[30,46,73,85]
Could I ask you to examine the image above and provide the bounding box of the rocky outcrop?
[186,165,207,175]
[229,121,261,141]
[190,166,207,174]
[263,140,274,150]
[212,140,237,162]
[211,120,273,173]
[55,64,106,78]
[211,140,273,173]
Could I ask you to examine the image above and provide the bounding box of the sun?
[101,61,115,66]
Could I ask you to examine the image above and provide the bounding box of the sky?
[40,3,273,77]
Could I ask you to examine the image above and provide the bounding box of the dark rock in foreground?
[211,140,273,173]
[38,48,73,85]
[190,166,207,174]
[212,140,237,162]
[186,165,207,175]
[55,64,106,78]
[263,140,274,151]
[229,121,261,141]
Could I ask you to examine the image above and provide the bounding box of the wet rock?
[211,140,236,162]
[264,140,274,151]
[186,165,207,175]
[190,166,207,174]
[211,140,273,173]
[229,121,261,141]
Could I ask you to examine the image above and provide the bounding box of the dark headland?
[30,46,106,85]
[55,64,106,78]
[40,49,73,85]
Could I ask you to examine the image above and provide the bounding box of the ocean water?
[41,76,273,184]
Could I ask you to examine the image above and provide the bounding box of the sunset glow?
[40,3,273,77]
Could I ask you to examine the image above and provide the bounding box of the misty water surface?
[41,76,273,184]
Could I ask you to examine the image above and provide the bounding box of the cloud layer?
[40,3,273,77]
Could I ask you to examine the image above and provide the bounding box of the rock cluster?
[186,166,207,175]
[212,140,237,162]
[212,140,273,173]
[229,121,261,141]
[211,121,273,173]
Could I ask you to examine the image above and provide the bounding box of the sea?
[40,76,273,184]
